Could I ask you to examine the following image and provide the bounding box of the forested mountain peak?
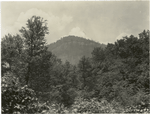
[47,35,106,64]
[2,15,149,113]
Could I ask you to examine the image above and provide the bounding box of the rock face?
[47,35,106,65]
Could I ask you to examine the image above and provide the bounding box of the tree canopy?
[1,15,149,113]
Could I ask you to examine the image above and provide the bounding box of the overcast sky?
[1,1,149,44]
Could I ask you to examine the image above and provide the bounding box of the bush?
[124,93,150,113]
[48,86,77,108]
[2,72,50,113]
[2,85,38,113]
[71,97,124,113]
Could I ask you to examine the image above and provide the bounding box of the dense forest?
[2,16,149,113]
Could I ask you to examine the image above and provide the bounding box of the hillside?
[47,35,106,64]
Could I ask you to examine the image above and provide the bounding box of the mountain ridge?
[47,35,106,64]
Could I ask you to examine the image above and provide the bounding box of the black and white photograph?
[1,1,149,113]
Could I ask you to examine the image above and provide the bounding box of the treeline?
[1,16,149,113]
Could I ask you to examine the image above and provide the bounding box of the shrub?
[48,86,77,108]
[71,97,124,113]
[2,85,38,113]
[2,72,50,113]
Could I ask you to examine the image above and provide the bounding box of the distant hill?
[47,35,106,64]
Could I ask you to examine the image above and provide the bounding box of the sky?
[1,1,149,44]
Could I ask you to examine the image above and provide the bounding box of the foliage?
[78,56,93,90]
[91,47,105,64]
[70,97,124,113]
[1,15,149,113]
[19,16,50,87]
[1,34,26,84]
[89,30,149,108]
[2,82,37,113]
[2,72,50,114]
[47,61,78,107]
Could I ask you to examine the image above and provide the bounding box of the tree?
[91,47,105,64]
[1,34,23,71]
[1,34,26,84]
[19,16,52,92]
[78,56,92,90]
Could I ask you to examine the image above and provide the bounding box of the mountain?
[47,35,106,65]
